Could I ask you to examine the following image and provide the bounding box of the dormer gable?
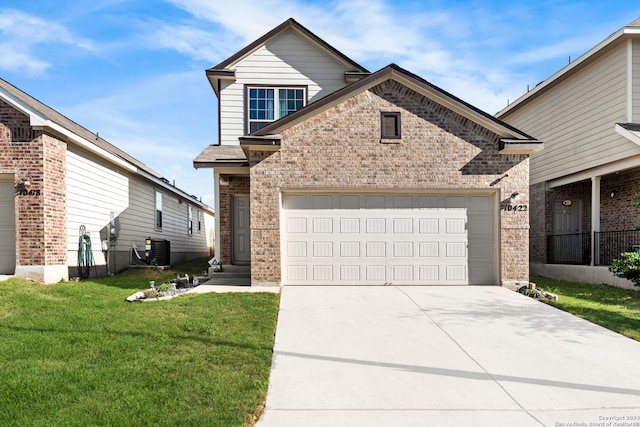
[206,18,370,146]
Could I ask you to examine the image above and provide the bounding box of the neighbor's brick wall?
[0,99,67,269]
[250,80,531,284]
[218,175,250,264]
[600,168,640,231]
[42,133,67,265]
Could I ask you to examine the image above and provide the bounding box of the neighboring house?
[497,18,640,287]
[0,78,214,283]
[194,18,542,287]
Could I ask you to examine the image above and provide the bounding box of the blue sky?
[2,0,640,207]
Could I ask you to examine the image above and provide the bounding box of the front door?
[232,195,251,264]
[552,200,584,264]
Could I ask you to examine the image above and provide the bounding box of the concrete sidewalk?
[257,286,640,427]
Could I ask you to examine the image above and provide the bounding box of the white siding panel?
[502,43,638,184]
[219,31,353,145]
[67,148,212,269]
[66,150,129,265]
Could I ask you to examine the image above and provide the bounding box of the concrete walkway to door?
[256,286,640,427]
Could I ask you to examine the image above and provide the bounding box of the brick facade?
[249,80,531,285]
[0,99,68,281]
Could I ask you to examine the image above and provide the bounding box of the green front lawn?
[0,261,280,427]
[532,275,640,341]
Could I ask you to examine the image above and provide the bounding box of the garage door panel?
[340,265,360,281]
[419,265,439,281]
[286,241,307,257]
[312,241,333,257]
[313,265,333,281]
[446,242,467,257]
[419,218,439,234]
[340,242,360,257]
[281,194,495,285]
[286,217,307,233]
[366,218,386,233]
[313,218,333,233]
[366,242,386,257]
[446,265,467,281]
[340,218,360,233]
[419,242,439,257]
[287,265,307,281]
[366,265,386,281]
[393,242,413,257]
[445,218,466,234]
[392,265,413,281]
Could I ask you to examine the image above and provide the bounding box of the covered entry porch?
[531,161,640,287]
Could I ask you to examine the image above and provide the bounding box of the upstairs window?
[188,205,193,236]
[381,112,401,140]
[248,87,306,133]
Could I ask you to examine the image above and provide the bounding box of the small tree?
[610,251,640,286]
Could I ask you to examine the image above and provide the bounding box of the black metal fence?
[594,230,640,266]
[547,233,591,265]
[547,230,640,266]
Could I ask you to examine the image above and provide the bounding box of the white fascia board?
[0,88,136,173]
[547,154,640,188]
[616,123,640,146]
[498,27,637,117]
[499,142,544,155]
[39,121,137,173]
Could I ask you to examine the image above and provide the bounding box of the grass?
[0,259,280,427]
[532,275,640,341]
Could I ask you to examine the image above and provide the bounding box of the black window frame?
[380,112,401,140]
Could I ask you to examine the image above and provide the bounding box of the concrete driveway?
[257,286,640,427]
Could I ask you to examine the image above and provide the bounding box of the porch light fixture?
[610,190,617,198]
[510,191,521,201]
[14,177,32,191]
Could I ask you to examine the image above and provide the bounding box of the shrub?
[610,251,640,286]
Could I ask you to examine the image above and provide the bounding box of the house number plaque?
[15,189,41,196]
[501,204,528,212]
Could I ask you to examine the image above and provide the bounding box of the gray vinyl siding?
[67,146,212,270]
[633,40,640,122]
[219,30,353,145]
[502,43,635,185]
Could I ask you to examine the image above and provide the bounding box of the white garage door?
[0,179,16,275]
[281,194,495,285]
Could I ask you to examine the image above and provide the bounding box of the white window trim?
[246,85,307,133]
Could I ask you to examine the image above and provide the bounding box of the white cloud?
[0,8,95,75]
[510,35,599,65]
[59,70,217,205]
[144,23,237,63]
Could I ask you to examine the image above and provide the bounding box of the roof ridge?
[207,17,368,73]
